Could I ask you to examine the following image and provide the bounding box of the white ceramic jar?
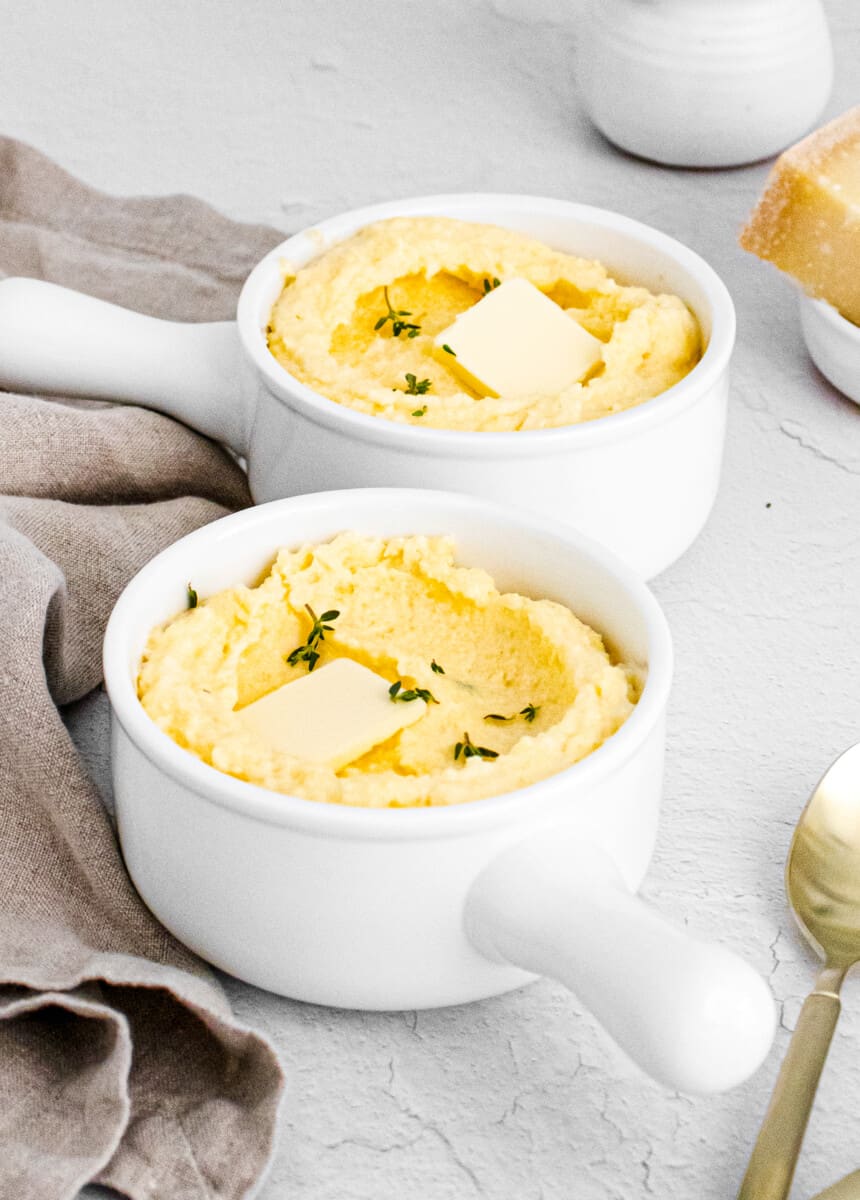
[578,0,834,167]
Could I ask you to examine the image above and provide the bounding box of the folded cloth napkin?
[0,138,287,1200]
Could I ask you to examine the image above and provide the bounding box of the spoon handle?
[738,979,843,1200]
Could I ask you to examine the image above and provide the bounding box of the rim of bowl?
[802,293,860,344]
[104,488,673,842]
[236,192,736,457]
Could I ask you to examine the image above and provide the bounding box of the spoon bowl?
[739,743,860,1199]
[789,744,860,967]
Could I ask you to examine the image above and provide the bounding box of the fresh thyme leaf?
[376,286,422,339]
[187,583,198,609]
[441,343,456,357]
[484,703,540,724]
[403,373,432,396]
[412,406,427,418]
[389,680,437,704]
[430,659,445,675]
[482,276,501,294]
[454,731,498,761]
[286,604,340,672]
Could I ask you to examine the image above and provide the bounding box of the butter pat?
[740,106,860,325]
[435,277,602,397]
[238,658,427,770]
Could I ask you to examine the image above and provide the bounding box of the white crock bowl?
[103,488,773,1093]
[0,194,735,580]
[799,293,860,406]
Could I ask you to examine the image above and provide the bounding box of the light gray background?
[3,1,859,1196]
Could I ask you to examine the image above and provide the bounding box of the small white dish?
[798,293,860,406]
[0,194,735,580]
[103,487,775,1093]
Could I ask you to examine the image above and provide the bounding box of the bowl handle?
[0,277,252,455]
[465,828,775,1093]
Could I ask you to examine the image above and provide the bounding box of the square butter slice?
[238,658,427,770]
[435,277,602,398]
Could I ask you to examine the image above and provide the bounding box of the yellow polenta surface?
[267,217,701,431]
[137,534,638,808]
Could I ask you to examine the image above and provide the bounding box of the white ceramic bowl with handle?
[0,193,734,580]
[103,487,774,1094]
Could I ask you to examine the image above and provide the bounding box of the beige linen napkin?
[0,138,287,1200]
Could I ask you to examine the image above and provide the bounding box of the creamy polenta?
[267,216,700,431]
[138,534,638,807]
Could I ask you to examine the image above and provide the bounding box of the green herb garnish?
[187,583,198,609]
[389,680,437,704]
[402,373,431,396]
[430,659,445,675]
[374,286,421,339]
[454,731,498,761]
[484,703,541,724]
[286,604,340,672]
[441,343,456,357]
[482,277,501,294]
[411,406,427,418]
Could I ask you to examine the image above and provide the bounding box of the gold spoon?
[812,1171,860,1199]
[739,743,860,1200]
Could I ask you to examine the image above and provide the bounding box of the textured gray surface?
[10,0,860,1195]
